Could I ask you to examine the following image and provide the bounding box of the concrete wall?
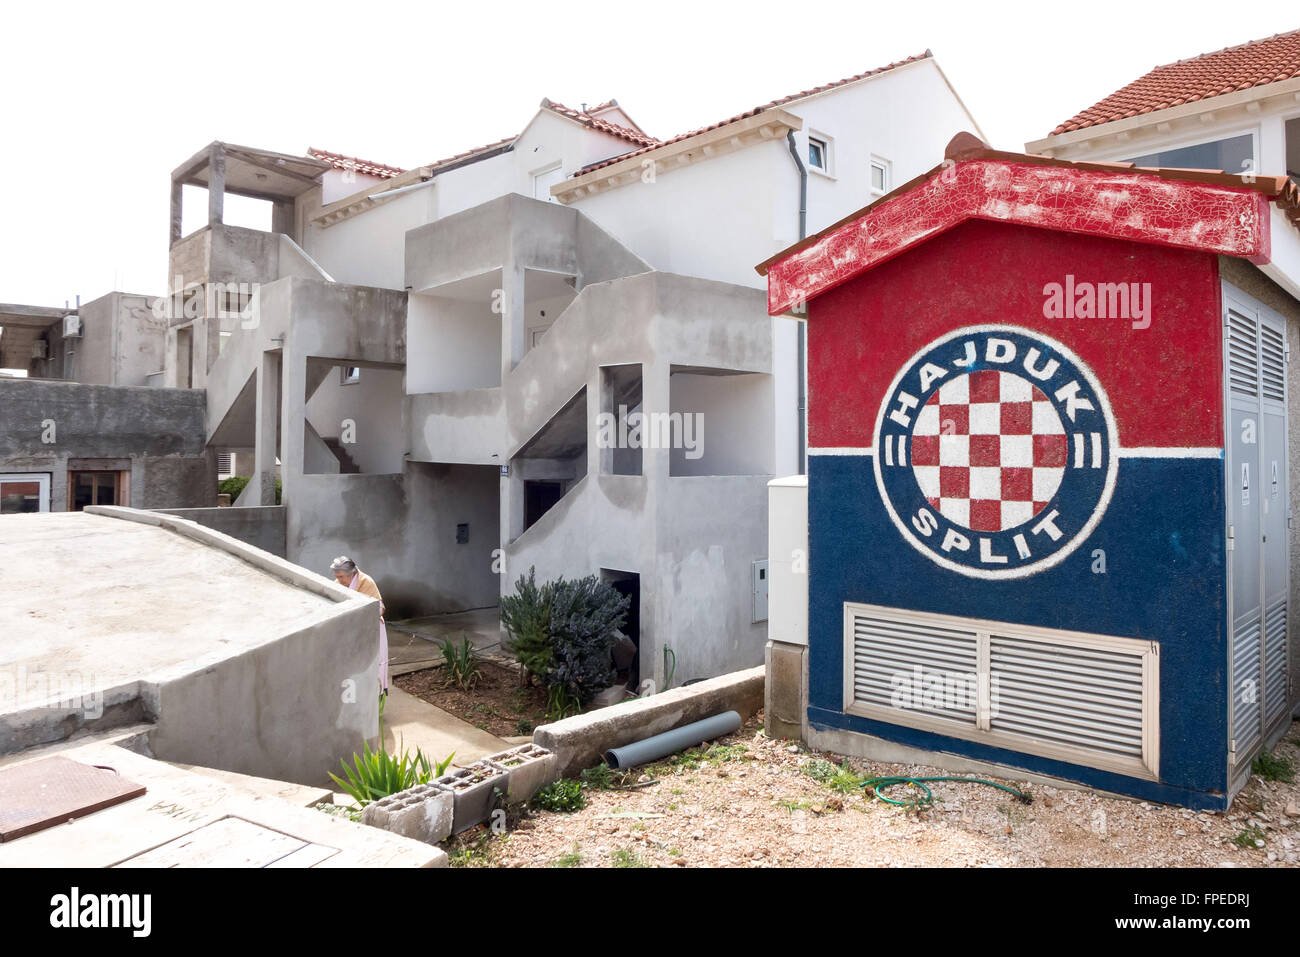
[0,378,213,511]
[153,505,287,557]
[286,463,500,618]
[39,292,166,386]
[406,295,502,393]
[305,364,406,474]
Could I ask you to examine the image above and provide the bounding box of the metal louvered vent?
[1227,310,1259,397]
[1264,597,1288,725]
[989,634,1145,762]
[1260,324,1286,403]
[1230,612,1263,760]
[844,603,1158,779]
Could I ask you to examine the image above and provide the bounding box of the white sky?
[2,0,1296,306]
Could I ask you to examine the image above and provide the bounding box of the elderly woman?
[330,556,389,693]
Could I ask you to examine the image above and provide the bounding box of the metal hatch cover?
[0,756,146,842]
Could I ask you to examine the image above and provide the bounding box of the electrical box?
[752,559,769,623]
[31,340,48,360]
[62,314,82,338]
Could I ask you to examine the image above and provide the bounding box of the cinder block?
[436,760,507,834]
[482,743,557,803]
[361,782,454,844]
[765,640,807,742]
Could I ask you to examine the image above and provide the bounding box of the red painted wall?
[807,218,1223,450]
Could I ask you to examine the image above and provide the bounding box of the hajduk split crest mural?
[873,325,1119,579]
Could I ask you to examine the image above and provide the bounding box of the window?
[870,157,889,194]
[69,471,124,510]
[341,366,360,385]
[808,137,828,171]
[0,473,49,513]
[1125,132,1254,177]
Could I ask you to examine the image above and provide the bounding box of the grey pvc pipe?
[603,711,742,769]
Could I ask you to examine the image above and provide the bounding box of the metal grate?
[1231,612,1263,760]
[1260,324,1286,403]
[1264,597,1288,725]
[850,612,977,725]
[1228,310,1260,397]
[989,634,1145,760]
[844,603,1158,778]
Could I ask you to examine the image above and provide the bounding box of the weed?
[803,758,839,784]
[580,763,617,790]
[313,801,362,823]
[777,797,813,813]
[667,803,679,811]
[448,830,499,868]
[440,636,483,691]
[668,847,683,857]
[532,779,586,813]
[1252,751,1295,784]
[611,846,648,868]
[515,718,533,735]
[1233,827,1266,850]
[553,843,583,868]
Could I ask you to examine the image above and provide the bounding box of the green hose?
[861,775,1033,808]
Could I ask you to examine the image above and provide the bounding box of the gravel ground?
[448,714,1300,868]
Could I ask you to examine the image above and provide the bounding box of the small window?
[341,366,360,386]
[870,158,889,194]
[808,137,827,171]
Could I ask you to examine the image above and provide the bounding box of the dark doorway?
[524,480,565,530]
[601,569,640,690]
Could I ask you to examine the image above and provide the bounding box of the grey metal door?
[1225,286,1290,783]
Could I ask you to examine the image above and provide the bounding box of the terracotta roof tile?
[539,99,660,147]
[575,51,933,175]
[308,147,406,179]
[1051,28,1300,135]
[419,135,518,172]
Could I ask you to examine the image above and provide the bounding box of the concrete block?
[534,666,764,778]
[482,743,557,803]
[436,760,508,834]
[362,783,454,844]
[764,640,807,742]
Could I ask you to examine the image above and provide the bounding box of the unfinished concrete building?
[163,54,981,686]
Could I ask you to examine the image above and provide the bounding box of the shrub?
[547,575,629,706]
[218,476,250,501]
[532,778,586,812]
[440,636,483,691]
[500,568,555,683]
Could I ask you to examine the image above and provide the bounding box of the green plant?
[553,844,583,868]
[217,476,250,501]
[1252,751,1295,783]
[802,758,839,783]
[500,567,556,683]
[1233,827,1266,849]
[314,801,363,823]
[448,831,499,868]
[440,636,483,691]
[611,847,648,868]
[547,575,630,706]
[329,738,443,806]
[515,718,534,735]
[532,778,586,812]
[545,684,581,721]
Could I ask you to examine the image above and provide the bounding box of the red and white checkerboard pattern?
[911,370,1067,532]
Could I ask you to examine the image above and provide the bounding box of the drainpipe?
[785,131,808,475]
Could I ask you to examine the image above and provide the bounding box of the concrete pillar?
[279,346,307,508]
[641,359,671,480]
[254,351,280,506]
[272,200,295,240]
[500,252,526,382]
[170,179,183,246]
[208,143,225,228]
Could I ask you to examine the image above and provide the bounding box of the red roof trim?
[759,138,1293,316]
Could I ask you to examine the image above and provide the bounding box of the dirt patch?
[448,714,1300,868]
[395,661,550,738]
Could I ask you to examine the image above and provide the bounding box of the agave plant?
[329,738,456,807]
[440,635,484,691]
